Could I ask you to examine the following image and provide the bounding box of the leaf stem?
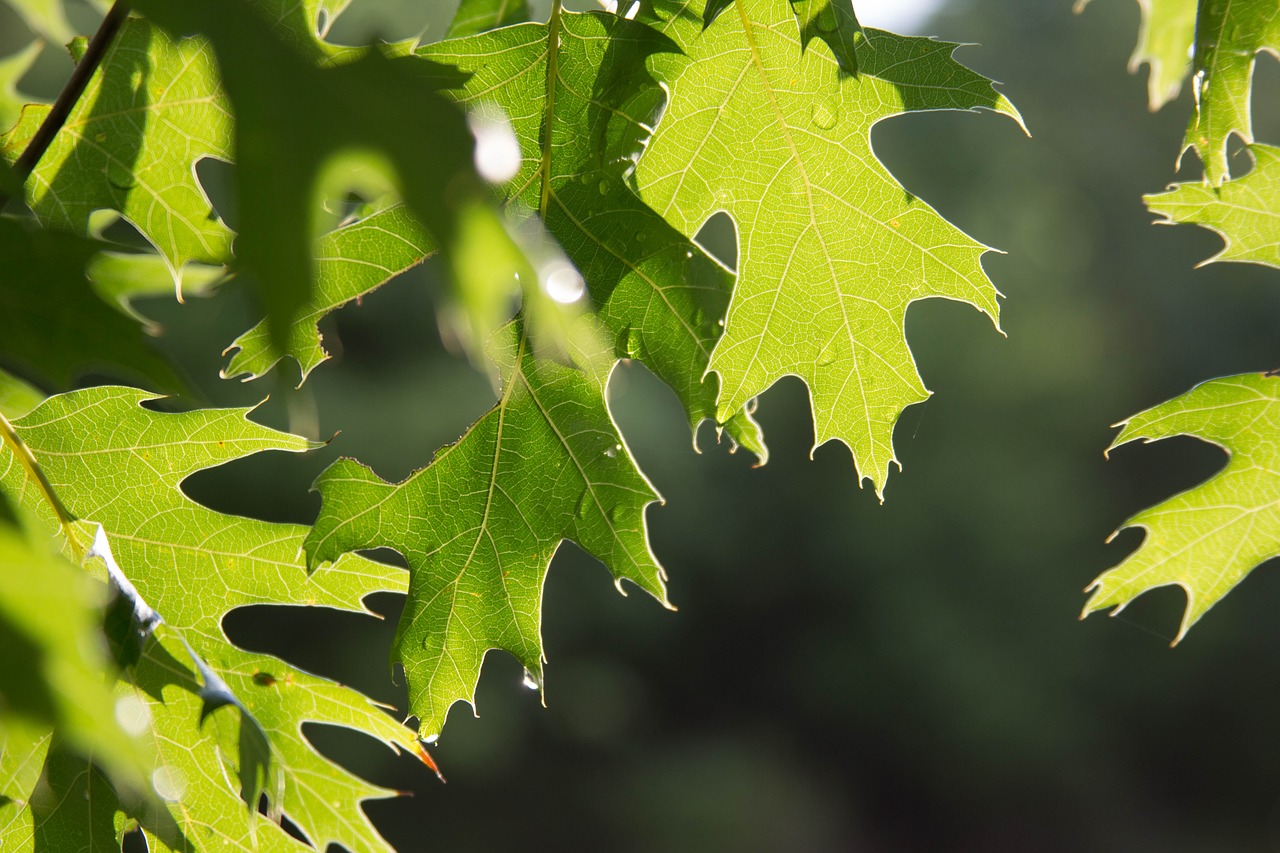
[0,1,131,212]
[538,0,563,218]
[0,410,82,560]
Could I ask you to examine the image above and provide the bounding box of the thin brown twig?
[0,1,131,212]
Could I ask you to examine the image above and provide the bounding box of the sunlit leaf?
[1,387,420,852]
[1184,0,1279,183]
[1086,373,1280,642]
[446,0,531,37]
[308,320,668,737]
[1146,142,1280,268]
[0,18,235,282]
[635,0,1023,496]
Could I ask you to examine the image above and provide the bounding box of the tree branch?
[0,1,130,212]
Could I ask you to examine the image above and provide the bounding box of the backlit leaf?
[1184,0,1279,184]
[308,320,667,737]
[0,387,420,852]
[1085,373,1280,642]
[0,18,234,282]
[1146,142,1280,269]
[635,0,1023,496]
[1078,0,1196,110]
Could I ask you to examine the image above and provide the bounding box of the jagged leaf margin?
[635,0,1024,496]
[0,387,423,853]
[1085,372,1280,642]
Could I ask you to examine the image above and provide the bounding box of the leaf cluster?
[1083,0,1280,640]
[0,0,1016,848]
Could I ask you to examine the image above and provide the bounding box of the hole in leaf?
[302,722,402,788]
[256,793,310,845]
[222,593,407,709]
[182,451,323,526]
[121,827,148,853]
[1251,52,1280,149]
[196,158,238,231]
[693,211,738,272]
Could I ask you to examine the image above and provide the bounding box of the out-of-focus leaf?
[0,42,42,133]
[0,217,183,392]
[0,18,235,282]
[0,524,146,794]
[446,0,531,37]
[635,0,1023,496]
[0,369,42,419]
[226,9,765,456]
[0,387,421,853]
[130,0,527,356]
[1146,142,1280,268]
[308,320,668,737]
[0,0,74,43]
[1086,373,1280,642]
[1078,0,1196,111]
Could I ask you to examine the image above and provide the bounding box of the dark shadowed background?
[8,0,1280,849]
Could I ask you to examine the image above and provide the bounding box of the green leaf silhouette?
[1146,142,1280,269]
[0,18,234,284]
[635,0,1023,496]
[1,387,420,852]
[1086,373,1280,642]
[308,320,667,737]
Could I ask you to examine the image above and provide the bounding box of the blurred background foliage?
[7,0,1280,849]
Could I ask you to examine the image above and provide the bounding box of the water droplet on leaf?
[540,260,585,303]
[810,102,838,130]
[152,766,187,801]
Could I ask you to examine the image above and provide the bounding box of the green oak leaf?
[0,368,44,419]
[130,0,528,355]
[222,203,433,382]
[0,217,184,393]
[789,0,861,75]
[635,0,1023,497]
[0,0,74,43]
[1146,142,1280,268]
[1078,0,1196,110]
[307,320,669,737]
[0,42,42,133]
[0,523,148,801]
[225,8,765,456]
[0,18,235,283]
[17,743,134,852]
[0,718,49,849]
[446,0,531,37]
[420,10,763,452]
[1085,373,1280,642]
[87,250,225,329]
[1185,0,1280,184]
[0,387,422,853]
